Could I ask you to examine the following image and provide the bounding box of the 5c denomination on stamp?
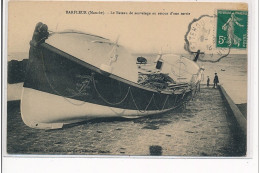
[216,10,248,49]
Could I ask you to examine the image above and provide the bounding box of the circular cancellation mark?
[184,14,232,63]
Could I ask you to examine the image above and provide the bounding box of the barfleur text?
[66,11,105,15]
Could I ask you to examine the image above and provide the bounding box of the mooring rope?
[39,49,191,112]
[40,50,162,110]
[129,89,153,113]
[40,51,90,106]
[91,75,130,106]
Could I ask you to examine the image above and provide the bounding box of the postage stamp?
[216,10,248,49]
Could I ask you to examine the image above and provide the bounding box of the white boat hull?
[21,87,175,129]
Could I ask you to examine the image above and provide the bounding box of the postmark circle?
[184,14,231,62]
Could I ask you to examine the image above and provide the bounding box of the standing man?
[207,76,210,87]
[213,73,219,88]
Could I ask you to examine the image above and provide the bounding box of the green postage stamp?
[216,10,248,49]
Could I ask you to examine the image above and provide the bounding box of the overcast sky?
[8,2,247,54]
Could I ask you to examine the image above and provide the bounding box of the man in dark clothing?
[213,73,219,88]
[207,76,210,87]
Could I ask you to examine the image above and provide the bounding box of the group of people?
[207,73,219,88]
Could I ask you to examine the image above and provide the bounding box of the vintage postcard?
[5,1,248,157]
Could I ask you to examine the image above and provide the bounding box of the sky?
[8,2,248,54]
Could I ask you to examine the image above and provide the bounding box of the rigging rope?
[161,95,169,111]
[163,59,197,76]
[48,30,108,40]
[181,90,186,99]
[152,95,160,111]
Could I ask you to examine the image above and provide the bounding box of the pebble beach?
[7,86,246,156]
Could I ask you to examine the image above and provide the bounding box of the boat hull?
[21,87,181,129]
[21,41,192,129]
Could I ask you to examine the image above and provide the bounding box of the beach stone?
[149,145,163,156]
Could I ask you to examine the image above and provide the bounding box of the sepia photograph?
[5,1,249,157]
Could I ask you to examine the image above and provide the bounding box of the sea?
[7,52,247,104]
[197,54,247,104]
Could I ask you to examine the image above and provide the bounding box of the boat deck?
[6,85,246,156]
